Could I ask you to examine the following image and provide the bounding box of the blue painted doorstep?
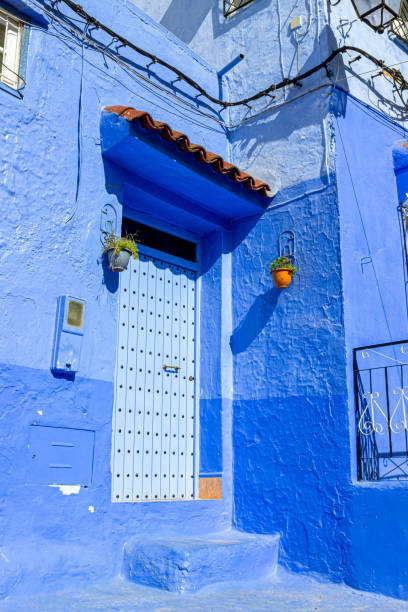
[123,530,280,592]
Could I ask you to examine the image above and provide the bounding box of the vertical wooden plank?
[186,269,196,499]
[161,262,173,500]
[141,256,155,501]
[193,271,201,500]
[178,267,189,500]
[132,257,144,501]
[151,259,165,500]
[123,256,137,501]
[129,258,142,501]
[137,254,149,500]
[112,264,131,502]
[168,263,179,500]
[172,266,182,499]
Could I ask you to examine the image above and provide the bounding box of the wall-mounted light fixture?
[351,0,401,32]
[223,0,256,17]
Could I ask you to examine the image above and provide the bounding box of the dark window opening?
[121,217,197,263]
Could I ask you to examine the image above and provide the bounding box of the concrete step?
[123,530,280,593]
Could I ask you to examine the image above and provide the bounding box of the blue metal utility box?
[51,295,86,374]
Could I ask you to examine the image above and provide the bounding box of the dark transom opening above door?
[122,217,197,263]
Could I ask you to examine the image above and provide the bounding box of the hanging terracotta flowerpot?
[271,268,294,289]
[269,256,296,289]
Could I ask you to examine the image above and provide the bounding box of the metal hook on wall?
[100,203,118,246]
[278,230,296,264]
[360,256,373,274]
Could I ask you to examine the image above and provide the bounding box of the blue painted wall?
[231,85,408,600]
[2,0,408,604]
[231,174,350,580]
[335,88,408,600]
[0,0,232,600]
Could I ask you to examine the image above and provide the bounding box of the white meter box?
[51,296,86,373]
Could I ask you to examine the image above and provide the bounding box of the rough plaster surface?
[335,90,408,600]
[0,3,230,600]
[0,361,231,600]
[230,90,408,601]
[4,568,408,611]
[123,531,279,592]
[231,178,349,578]
[2,0,408,605]
[132,0,408,125]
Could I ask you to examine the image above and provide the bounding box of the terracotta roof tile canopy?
[104,106,271,197]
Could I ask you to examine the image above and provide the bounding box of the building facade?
[1,0,408,603]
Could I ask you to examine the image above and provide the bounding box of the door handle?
[163,364,180,371]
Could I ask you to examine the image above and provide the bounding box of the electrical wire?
[22,1,408,219]
[28,0,229,127]
[26,0,408,128]
[276,0,286,82]
[64,22,87,223]
[35,4,333,129]
[37,0,408,109]
[335,114,394,340]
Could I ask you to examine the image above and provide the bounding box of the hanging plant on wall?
[103,233,139,272]
[269,256,296,289]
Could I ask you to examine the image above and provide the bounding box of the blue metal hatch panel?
[27,425,95,486]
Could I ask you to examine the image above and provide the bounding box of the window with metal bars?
[354,340,408,481]
[0,6,23,90]
[223,0,257,17]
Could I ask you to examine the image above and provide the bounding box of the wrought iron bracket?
[100,203,118,246]
[278,230,296,264]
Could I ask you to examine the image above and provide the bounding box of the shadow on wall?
[325,24,405,122]
[101,254,120,294]
[227,27,343,183]
[160,0,214,44]
[212,0,272,40]
[159,0,272,45]
[101,153,266,279]
[230,287,281,354]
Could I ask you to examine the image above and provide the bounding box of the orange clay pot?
[272,268,293,289]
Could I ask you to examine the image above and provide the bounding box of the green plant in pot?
[269,256,296,289]
[103,233,139,272]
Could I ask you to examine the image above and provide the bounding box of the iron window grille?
[223,0,257,17]
[354,339,408,481]
[0,6,24,90]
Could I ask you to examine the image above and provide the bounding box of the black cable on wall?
[52,0,408,110]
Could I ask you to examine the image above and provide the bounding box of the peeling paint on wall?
[49,485,81,496]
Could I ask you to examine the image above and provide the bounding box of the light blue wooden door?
[112,249,197,502]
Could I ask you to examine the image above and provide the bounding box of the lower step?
[123,530,280,593]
